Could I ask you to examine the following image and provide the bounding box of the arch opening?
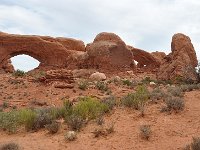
[11,54,40,72]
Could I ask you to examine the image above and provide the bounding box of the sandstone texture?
[128,46,161,69]
[89,72,107,81]
[0,32,198,81]
[0,32,84,70]
[157,33,198,80]
[80,32,133,72]
[2,59,14,73]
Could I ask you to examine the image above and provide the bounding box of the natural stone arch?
[127,46,161,68]
[0,32,78,70]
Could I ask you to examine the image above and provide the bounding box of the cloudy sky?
[0,0,200,71]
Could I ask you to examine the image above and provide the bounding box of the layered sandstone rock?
[127,46,161,69]
[0,32,84,71]
[56,37,85,51]
[157,33,198,80]
[2,59,14,73]
[151,51,166,62]
[79,32,133,72]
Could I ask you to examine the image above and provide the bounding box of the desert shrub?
[65,131,77,141]
[187,84,200,91]
[72,97,109,120]
[0,142,20,150]
[45,121,60,134]
[140,125,151,140]
[141,77,152,84]
[96,81,108,92]
[18,109,37,131]
[50,100,73,120]
[167,87,183,97]
[180,85,191,92]
[121,93,135,108]
[102,95,116,110]
[12,69,26,77]
[122,79,132,86]
[191,137,200,150]
[78,80,89,90]
[0,111,21,133]
[122,85,149,110]
[92,123,114,138]
[65,114,84,131]
[161,97,185,113]
[31,108,54,131]
[150,88,165,101]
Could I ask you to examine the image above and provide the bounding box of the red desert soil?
[0,89,200,150]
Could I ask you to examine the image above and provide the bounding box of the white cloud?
[0,0,200,70]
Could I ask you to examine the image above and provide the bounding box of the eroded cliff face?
[157,33,198,81]
[0,32,84,71]
[0,32,198,81]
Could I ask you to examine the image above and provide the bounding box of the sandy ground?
[0,74,200,150]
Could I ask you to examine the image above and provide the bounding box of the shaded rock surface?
[79,32,133,72]
[0,32,84,71]
[157,33,198,80]
[89,72,107,81]
[127,46,161,70]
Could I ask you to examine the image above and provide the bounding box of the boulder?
[79,32,133,72]
[157,33,198,81]
[89,72,107,81]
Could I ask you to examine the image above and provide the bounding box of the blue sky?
[0,0,200,71]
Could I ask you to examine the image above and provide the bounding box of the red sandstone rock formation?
[56,37,85,51]
[151,51,166,62]
[157,33,198,80]
[79,32,133,72]
[2,59,14,73]
[127,46,161,69]
[0,32,84,71]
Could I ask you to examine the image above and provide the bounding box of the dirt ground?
[0,73,200,150]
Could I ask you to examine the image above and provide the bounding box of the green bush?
[73,97,109,120]
[65,114,84,131]
[12,69,26,77]
[102,95,116,110]
[96,81,108,92]
[122,85,149,110]
[78,80,89,90]
[19,109,37,131]
[0,111,21,133]
[122,79,132,86]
